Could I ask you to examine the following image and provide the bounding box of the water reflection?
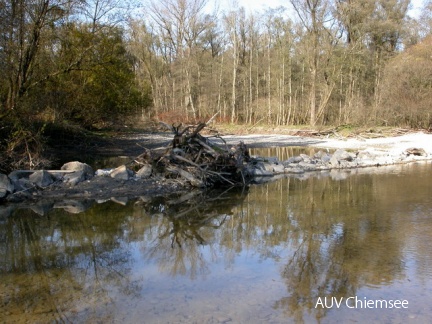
[1,163,432,323]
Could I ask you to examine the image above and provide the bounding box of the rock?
[63,171,86,186]
[334,149,355,161]
[329,154,340,167]
[284,167,305,174]
[329,149,354,167]
[263,162,274,172]
[0,174,14,198]
[405,147,427,156]
[110,165,132,180]
[265,156,280,164]
[8,170,33,181]
[319,154,329,163]
[250,161,266,171]
[298,162,318,171]
[136,164,152,178]
[300,154,311,163]
[61,161,94,185]
[13,178,36,192]
[250,168,273,177]
[313,150,325,159]
[272,164,285,173]
[61,161,94,176]
[284,156,303,165]
[29,170,54,187]
[95,169,113,177]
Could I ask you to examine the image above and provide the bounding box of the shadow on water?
[1,162,432,323]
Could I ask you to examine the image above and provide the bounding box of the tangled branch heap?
[153,123,251,187]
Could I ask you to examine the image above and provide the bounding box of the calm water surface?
[1,151,432,323]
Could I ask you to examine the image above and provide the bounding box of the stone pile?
[0,143,429,203]
[248,147,428,180]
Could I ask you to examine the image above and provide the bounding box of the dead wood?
[137,123,253,187]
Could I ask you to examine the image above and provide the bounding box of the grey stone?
[283,156,302,166]
[8,170,33,181]
[136,165,152,178]
[291,156,304,163]
[110,165,131,180]
[332,149,355,162]
[300,154,311,163]
[272,164,285,173]
[29,170,54,187]
[251,161,266,171]
[329,154,340,167]
[0,174,14,198]
[321,154,331,164]
[13,178,35,192]
[298,162,318,171]
[61,161,93,185]
[284,167,305,174]
[265,156,280,164]
[95,169,113,177]
[263,162,274,172]
[63,171,86,186]
[61,161,94,179]
[251,168,273,177]
[313,150,325,159]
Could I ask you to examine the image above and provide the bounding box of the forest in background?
[1,0,432,171]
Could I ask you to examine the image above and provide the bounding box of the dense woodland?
[1,0,432,171]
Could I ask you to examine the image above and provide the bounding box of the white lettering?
[320,296,409,309]
[315,297,324,308]
[334,297,344,308]
[346,297,355,308]
[315,297,344,309]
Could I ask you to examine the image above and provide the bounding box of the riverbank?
[1,130,431,211]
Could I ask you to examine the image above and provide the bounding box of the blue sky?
[208,0,423,17]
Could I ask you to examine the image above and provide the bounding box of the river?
[1,148,432,323]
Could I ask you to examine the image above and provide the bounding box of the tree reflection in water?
[266,174,407,322]
[1,163,431,323]
[0,201,141,323]
[0,186,249,322]
[138,187,249,279]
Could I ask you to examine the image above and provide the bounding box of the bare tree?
[146,0,210,120]
[290,0,333,126]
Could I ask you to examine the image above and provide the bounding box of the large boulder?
[0,174,15,198]
[61,161,94,185]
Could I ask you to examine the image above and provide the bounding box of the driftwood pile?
[141,123,251,187]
